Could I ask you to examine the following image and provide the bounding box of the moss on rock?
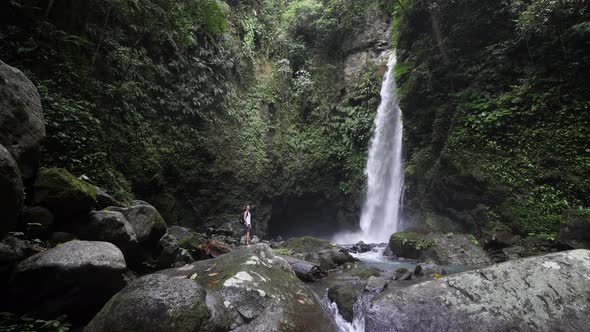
[389,231,436,259]
[33,167,97,217]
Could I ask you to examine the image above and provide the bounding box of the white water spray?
[334,53,404,244]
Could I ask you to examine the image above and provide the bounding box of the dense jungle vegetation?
[1,0,588,240]
[394,0,590,239]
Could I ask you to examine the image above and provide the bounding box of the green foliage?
[272,248,294,256]
[0,0,387,230]
[0,312,71,332]
[466,234,479,246]
[394,0,590,237]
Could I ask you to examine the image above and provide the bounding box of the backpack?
[238,212,245,224]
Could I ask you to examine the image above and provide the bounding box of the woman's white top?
[245,211,251,225]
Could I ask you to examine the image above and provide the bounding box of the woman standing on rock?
[243,205,252,245]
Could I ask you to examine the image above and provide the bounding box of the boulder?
[8,240,127,322]
[155,232,182,269]
[364,276,387,293]
[389,231,433,259]
[0,235,31,266]
[0,60,45,180]
[420,233,492,266]
[366,250,590,332]
[85,274,211,332]
[21,206,54,238]
[33,168,97,218]
[0,145,23,236]
[413,263,446,277]
[559,209,590,249]
[392,267,413,281]
[72,210,139,260]
[109,203,166,247]
[94,186,124,209]
[157,244,333,331]
[199,239,232,258]
[389,231,492,266]
[328,285,357,323]
[282,236,356,270]
[351,241,372,253]
[170,227,207,259]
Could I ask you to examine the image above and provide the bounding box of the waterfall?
[334,53,404,244]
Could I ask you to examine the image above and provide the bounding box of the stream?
[312,244,475,332]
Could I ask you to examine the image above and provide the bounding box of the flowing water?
[334,53,405,244]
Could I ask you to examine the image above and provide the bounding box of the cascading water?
[334,53,404,244]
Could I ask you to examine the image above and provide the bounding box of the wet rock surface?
[366,249,590,332]
[327,284,357,323]
[364,276,387,293]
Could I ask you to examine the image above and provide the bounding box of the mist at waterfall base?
[333,53,404,244]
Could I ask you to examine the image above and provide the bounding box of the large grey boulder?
[0,145,23,236]
[33,168,97,218]
[9,240,127,322]
[0,60,45,180]
[85,274,212,332]
[72,210,139,260]
[109,203,166,247]
[366,250,590,332]
[158,244,334,331]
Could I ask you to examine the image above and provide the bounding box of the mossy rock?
[389,231,436,259]
[348,266,381,279]
[33,168,97,218]
[86,274,211,332]
[283,236,334,253]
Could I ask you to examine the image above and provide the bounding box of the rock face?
[0,145,23,236]
[109,203,166,247]
[156,244,333,331]
[389,231,491,266]
[559,209,590,249]
[33,168,97,218]
[342,6,390,84]
[366,250,590,332]
[72,210,139,260]
[85,274,211,332]
[0,60,45,180]
[9,240,127,322]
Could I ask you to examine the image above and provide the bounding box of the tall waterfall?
[334,53,404,244]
